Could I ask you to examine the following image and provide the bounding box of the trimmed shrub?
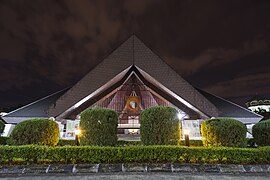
[58,139,76,146]
[201,118,247,147]
[140,106,180,145]
[252,119,270,146]
[80,108,118,146]
[9,118,59,146]
[0,145,270,165]
[0,120,4,134]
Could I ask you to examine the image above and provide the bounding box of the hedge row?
[1,145,270,165]
[2,138,253,147]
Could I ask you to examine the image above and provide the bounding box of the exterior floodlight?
[183,128,190,147]
[75,129,81,135]
[75,128,81,146]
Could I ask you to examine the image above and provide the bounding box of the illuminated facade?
[2,35,262,139]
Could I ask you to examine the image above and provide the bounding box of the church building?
[2,35,262,139]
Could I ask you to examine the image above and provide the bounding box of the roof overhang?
[56,66,133,119]
[2,116,47,124]
[135,66,209,119]
[228,117,262,124]
[56,65,210,120]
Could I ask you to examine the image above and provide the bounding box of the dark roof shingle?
[3,88,69,118]
[196,88,262,118]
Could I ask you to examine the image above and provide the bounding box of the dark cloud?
[205,72,270,105]
[0,0,125,88]
[0,0,270,110]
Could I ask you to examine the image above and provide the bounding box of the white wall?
[1,124,15,137]
[248,105,270,112]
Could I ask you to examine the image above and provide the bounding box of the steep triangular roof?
[49,35,219,118]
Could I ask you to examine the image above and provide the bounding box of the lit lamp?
[75,128,81,146]
[183,128,190,147]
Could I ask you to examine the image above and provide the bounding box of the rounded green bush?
[252,119,270,146]
[140,106,180,145]
[9,118,59,146]
[0,120,5,134]
[201,118,247,147]
[80,108,118,146]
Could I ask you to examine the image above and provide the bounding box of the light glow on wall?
[183,128,190,135]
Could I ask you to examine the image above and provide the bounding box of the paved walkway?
[1,173,270,180]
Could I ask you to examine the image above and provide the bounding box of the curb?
[1,164,270,175]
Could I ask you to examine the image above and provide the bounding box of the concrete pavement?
[0,172,270,180]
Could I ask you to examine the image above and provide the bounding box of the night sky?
[0,0,270,111]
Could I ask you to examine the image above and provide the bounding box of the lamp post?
[75,128,81,146]
[183,128,190,147]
